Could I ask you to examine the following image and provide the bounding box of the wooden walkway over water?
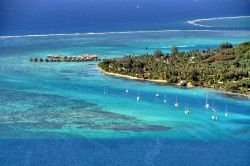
[30,54,100,62]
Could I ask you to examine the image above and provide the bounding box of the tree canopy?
[219,42,233,49]
[99,41,250,95]
[171,46,179,55]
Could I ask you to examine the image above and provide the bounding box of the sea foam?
[0,27,248,39]
[188,16,250,27]
[0,30,214,39]
[161,45,196,49]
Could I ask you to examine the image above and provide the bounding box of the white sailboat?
[155,88,159,97]
[125,89,129,93]
[211,108,218,121]
[184,107,190,115]
[211,101,215,111]
[163,92,167,103]
[175,95,179,107]
[136,89,141,101]
[205,94,209,108]
[103,87,107,95]
[225,105,230,117]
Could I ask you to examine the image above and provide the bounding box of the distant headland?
[98,41,250,96]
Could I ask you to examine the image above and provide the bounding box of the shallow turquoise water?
[0,30,250,140]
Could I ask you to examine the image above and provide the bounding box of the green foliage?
[236,41,250,49]
[219,42,233,49]
[224,82,238,92]
[154,50,163,58]
[191,70,199,81]
[171,46,179,55]
[99,41,250,95]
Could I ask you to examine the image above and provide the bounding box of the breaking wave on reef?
[188,16,250,27]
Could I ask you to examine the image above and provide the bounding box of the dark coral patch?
[88,110,137,120]
[0,89,169,135]
[233,127,250,135]
[100,125,171,132]
[77,124,170,132]
[16,122,64,129]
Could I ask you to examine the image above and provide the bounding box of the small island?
[98,41,250,95]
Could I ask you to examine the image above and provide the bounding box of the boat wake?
[188,16,250,27]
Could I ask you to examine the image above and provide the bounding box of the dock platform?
[30,54,100,62]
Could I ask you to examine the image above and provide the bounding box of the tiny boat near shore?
[155,88,159,97]
[175,95,180,108]
[225,105,230,117]
[212,108,218,121]
[103,87,107,95]
[136,89,141,101]
[184,107,190,115]
[205,94,209,108]
[163,92,167,103]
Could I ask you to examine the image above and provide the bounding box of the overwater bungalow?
[30,53,100,63]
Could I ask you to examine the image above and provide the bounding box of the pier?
[30,54,100,62]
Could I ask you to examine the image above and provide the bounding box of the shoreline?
[98,66,250,98]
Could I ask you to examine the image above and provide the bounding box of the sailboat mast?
[104,87,106,95]
[206,94,208,104]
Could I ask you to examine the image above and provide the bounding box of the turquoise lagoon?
[0,30,250,140]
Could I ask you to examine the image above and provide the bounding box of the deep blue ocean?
[1,0,250,35]
[1,0,250,166]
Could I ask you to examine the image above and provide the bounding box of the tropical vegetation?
[98,41,250,95]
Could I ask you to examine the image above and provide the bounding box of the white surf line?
[0,33,83,39]
[188,16,250,27]
[160,45,196,49]
[1,16,250,39]
[0,29,248,39]
[0,30,211,39]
